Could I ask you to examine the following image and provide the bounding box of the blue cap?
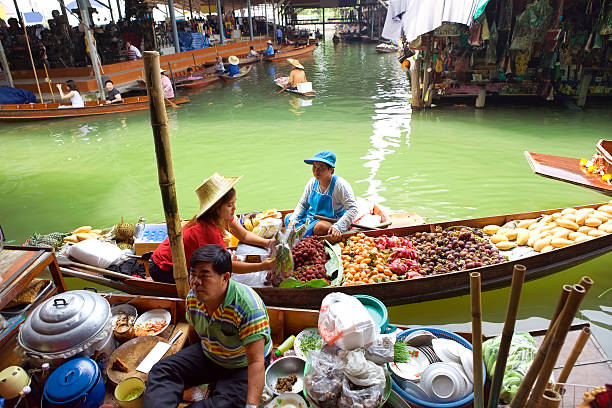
[304,150,336,168]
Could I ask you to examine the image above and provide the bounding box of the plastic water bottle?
[134,218,146,239]
[275,335,295,357]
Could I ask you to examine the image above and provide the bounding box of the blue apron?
[289,175,346,237]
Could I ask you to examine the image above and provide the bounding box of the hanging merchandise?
[469,16,483,46]
[435,56,443,72]
[487,22,498,64]
[510,0,554,51]
[498,0,514,31]
[481,17,490,41]
[515,51,530,76]
[600,5,612,35]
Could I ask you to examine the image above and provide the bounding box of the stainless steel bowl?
[265,356,306,395]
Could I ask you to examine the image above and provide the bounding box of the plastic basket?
[392,327,486,408]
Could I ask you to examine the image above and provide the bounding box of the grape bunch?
[294,264,330,283]
[292,237,329,269]
[408,228,507,275]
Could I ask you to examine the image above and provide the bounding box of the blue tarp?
[0,87,37,104]
[179,32,208,52]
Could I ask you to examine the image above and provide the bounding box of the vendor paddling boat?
[56,202,612,309]
[525,139,612,196]
[274,76,316,97]
[264,44,317,62]
[0,96,190,122]
[218,64,253,82]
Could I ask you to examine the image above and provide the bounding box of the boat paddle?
[165,98,180,109]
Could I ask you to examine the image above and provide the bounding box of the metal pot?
[17,290,114,368]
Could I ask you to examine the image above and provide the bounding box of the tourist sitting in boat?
[145,244,271,408]
[284,58,307,90]
[286,150,359,237]
[185,67,202,80]
[265,40,275,56]
[125,41,142,60]
[56,80,84,108]
[160,67,174,99]
[148,173,275,283]
[248,45,259,57]
[225,56,240,76]
[104,80,122,104]
[214,56,225,74]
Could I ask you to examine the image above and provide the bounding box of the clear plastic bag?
[342,349,385,388]
[364,334,396,365]
[265,225,306,286]
[338,377,385,408]
[304,350,345,408]
[482,332,538,404]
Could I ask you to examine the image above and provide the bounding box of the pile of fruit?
[242,209,282,232]
[483,203,612,253]
[292,237,330,283]
[25,232,71,251]
[340,234,421,286]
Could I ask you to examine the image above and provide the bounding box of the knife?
[136,330,183,374]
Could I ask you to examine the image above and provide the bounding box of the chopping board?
[106,335,167,384]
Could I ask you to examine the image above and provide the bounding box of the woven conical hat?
[196,173,242,218]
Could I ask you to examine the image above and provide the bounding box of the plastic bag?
[338,377,385,408]
[318,293,379,350]
[66,238,122,268]
[253,217,282,239]
[265,225,307,286]
[304,350,345,408]
[342,349,386,388]
[364,333,396,365]
[482,332,538,403]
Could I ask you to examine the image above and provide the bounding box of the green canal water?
[2,41,611,357]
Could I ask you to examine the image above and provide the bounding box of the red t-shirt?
[152,220,226,272]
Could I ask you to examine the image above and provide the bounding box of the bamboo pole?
[470,272,484,408]
[526,283,589,408]
[0,39,14,87]
[20,14,43,102]
[553,326,591,392]
[143,51,189,298]
[541,390,562,408]
[43,63,56,103]
[487,264,526,408]
[510,284,573,408]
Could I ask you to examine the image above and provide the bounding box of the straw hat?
[228,55,239,65]
[195,173,242,218]
[287,58,304,69]
[267,40,273,44]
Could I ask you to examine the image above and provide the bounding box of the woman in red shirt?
[150,174,275,283]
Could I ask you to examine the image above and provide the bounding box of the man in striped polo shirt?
[145,244,272,408]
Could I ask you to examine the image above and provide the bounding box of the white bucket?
[297,82,313,93]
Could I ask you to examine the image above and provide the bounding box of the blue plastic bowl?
[391,327,486,408]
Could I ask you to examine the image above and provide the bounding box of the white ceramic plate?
[389,346,430,381]
[404,330,437,347]
[431,338,461,364]
[293,328,322,359]
[458,346,474,384]
[134,309,171,336]
[400,379,432,401]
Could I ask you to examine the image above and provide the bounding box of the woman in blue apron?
[286,150,359,237]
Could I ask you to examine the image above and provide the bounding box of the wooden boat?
[175,75,220,89]
[58,203,612,309]
[274,76,316,97]
[227,53,263,65]
[525,140,612,196]
[376,44,398,53]
[218,64,253,82]
[0,96,190,121]
[264,44,317,62]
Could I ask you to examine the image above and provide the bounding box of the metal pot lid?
[19,290,110,353]
[43,357,99,403]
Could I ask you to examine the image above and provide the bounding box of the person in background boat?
[225,56,240,77]
[149,173,275,283]
[332,33,340,44]
[214,56,225,74]
[125,40,142,60]
[145,244,271,408]
[286,150,358,237]
[283,58,307,90]
[265,40,275,56]
[160,68,174,99]
[247,46,259,57]
[56,80,84,108]
[104,80,122,104]
[276,27,283,44]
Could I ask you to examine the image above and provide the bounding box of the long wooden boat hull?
[0,96,190,121]
[176,76,220,89]
[525,151,612,196]
[61,203,612,309]
[274,77,316,97]
[218,65,253,82]
[264,44,316,62]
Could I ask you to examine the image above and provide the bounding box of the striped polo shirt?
[185,279,272,369]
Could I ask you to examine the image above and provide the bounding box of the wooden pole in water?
[553,326,591,393]
[43,63,56,102]
[0,38,14,88]
[143,51,189,298]
[470,272,484,408]
[526,283,589,408]
[487,264,525,408]
[20,14,44,102]
[510,284,573,408]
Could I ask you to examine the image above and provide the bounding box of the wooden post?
[410,54,422,110]
[0,38,14,88]
[272,2,277,44]
[116,0,122,20]
[322,8,325,38]
[487,265,525,408]
[510,284,573,408]
[553,326,591,392]
[470,272,484,408]
[264,0,268,36]
[577,73,591,107]
[77,0,105,98]
[142,51,189,298]
[189,0,194,20]
[526,283,589,408]
[20,13,43,102]
[108,0,115,22]
[541,390,562,408]
[43,64,56,102]
[247,0,253,40]
[216,0,225,45]
[168,0,182,52]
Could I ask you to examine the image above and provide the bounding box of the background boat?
[264,44,317,62]
[274,76,316,97]
[218,65,253,82]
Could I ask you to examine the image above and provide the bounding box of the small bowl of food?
[111,304,138,328]
[265,356,306,396]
